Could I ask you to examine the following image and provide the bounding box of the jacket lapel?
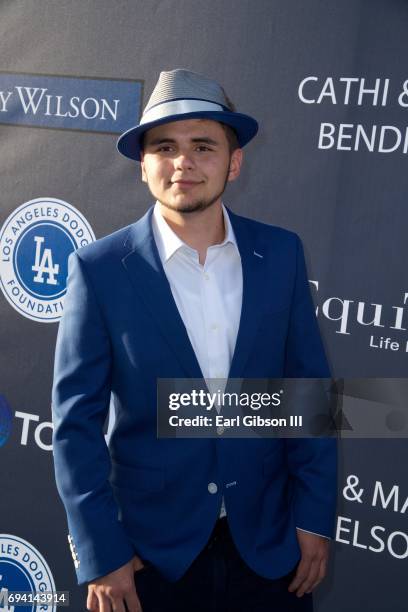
[121,208,203,379]
[227,209,270,378]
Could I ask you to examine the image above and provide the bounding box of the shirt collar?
[152,201,238,265]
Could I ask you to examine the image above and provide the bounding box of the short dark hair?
[220,123,240,153]
[220,88,240,153]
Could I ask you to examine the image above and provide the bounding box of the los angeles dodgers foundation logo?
[0,198,95,322]
[0,535,56,611]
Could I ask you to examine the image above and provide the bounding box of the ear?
[140,153,147,183]
[227,148,243,183]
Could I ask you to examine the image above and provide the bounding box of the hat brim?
[117,110,258,161]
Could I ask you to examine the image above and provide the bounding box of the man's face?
[140,118,242,214]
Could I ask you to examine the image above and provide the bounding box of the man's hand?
[87,555,144,612]
[288,529,330,598]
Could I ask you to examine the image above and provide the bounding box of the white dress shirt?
[152,202,242,384]
[152,202,328,538]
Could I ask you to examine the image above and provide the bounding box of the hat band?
[140,99,225,125]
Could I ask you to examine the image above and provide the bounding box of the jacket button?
[208,482,218,494]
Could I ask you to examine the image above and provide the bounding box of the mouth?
[171,180,202,186]
[170,180,203,192]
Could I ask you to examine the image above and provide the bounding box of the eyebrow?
[145,137,219,146]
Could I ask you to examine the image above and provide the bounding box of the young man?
[52,69,337,612]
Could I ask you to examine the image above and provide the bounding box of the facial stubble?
[148,165,231,215]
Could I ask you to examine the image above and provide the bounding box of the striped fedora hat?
[117,68,258,161]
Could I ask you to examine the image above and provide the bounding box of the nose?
[174,152,195,170]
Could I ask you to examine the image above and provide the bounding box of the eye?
[157,145,174,152]
[195,145,213,152]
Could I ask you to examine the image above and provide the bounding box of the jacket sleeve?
[284,235,338,538]
[52,252,135,584]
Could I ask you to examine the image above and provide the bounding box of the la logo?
[32,235,59,285]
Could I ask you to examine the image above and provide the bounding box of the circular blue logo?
[0,534,56,611]
[0,198,95,322]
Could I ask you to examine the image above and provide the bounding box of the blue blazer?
[52,206,337,585]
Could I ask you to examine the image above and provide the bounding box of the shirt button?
[211,324,218,331]
[208,482,218,494]
[217,425,225,435]
[204,273,210,280]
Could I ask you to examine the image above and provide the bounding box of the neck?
[158,200,225,265]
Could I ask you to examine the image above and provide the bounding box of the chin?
[161,199,209,213]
